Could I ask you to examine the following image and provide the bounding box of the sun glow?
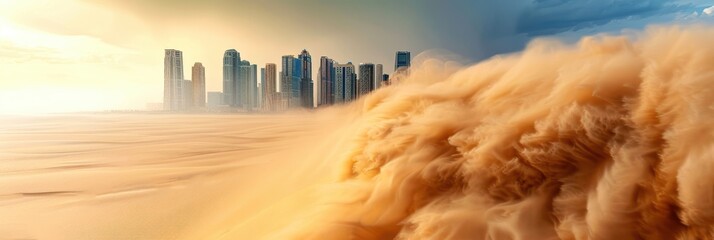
[0,14,154,114]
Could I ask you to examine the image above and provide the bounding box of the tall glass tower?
[394,51,411,72]
[357,63,375,98]
[292,58,302,107]
[164,49,184,111]
[334,62,355,103]
[264,63,277,111]
[250,64,258,110]
[223,49,241,107]
[375,64,383,89]
[318,56,334,106]
[281,55,302,108]
[259,67,265,109]
[191,62,206,108]
[238,60,251,110]
[298,49,313,108]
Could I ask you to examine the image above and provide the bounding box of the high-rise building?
[357,63,375,98]
[238,60,251,110]
[334,62,356,103]
[278,70,284,110]
[318,56,335,106]
[259,67,265,109]
[207,92,223,107]
[375,64,383,89]
[280,55,302,108]
[263,63,277,111]
[183,79,193,109]
[298,49,313,108]
[192,62,206,108]
[250,64,258,110]
[395,51,411,73]
[164,49,184,111]
[223,49,241,107]
[333,65,344,104]
[351,65,357,100]
[280,56,291,106]
[292,58,302,107]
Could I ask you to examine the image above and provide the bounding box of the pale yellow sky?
[0,0,432,113]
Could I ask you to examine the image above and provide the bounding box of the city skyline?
[167,47,405,111]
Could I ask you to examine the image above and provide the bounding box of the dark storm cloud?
[422,0,702,61]
[517,0,693,36]
[421,0,528,60]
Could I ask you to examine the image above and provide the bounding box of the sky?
[0,0,713,113]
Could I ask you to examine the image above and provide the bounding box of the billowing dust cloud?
[269,25,714,240]
[1,26,714,240]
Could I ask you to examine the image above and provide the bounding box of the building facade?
[163,49,184,111]
[318,56,334,106]
[291,58,302,107]
[192,62,206,108]
[250,64,258,110]
[207,91,223,107]
[263,63,277,111]
[183,79,193,109]
[259,67,264,109]
[298,49,313,108]
[238,60,251,110]
[394,51,411,72]
[357,63,375,98]
[223,49,241,107]
[375,64,383,89]
[334,62,356,103]
[280,55,302,108]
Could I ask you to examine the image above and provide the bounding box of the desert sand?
[0,113,342,239]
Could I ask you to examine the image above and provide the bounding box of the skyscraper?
[250,64,258,110]
[238,60,251,110]
[292,58,302,107]
[192,62,206,108]
[281,55,302,108]
[207,92,223,107]
[382,74,390,86]
[334,62,356,103]
[375,64,383,89]
[395,51,411,73]
[259,67,265,109]
[318,56,334,106]
[164,49,184,111]
[298,49,313,108]
[357,63,375,98]
[223,49,241,107]
[183,79,193,109]
[264,63,277,111]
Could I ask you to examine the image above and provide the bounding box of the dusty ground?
[0,113,335,240]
